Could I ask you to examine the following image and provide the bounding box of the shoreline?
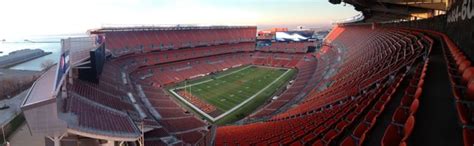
[0,52,52,69]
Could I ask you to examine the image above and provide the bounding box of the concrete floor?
[0,90,28,127]
[7,123,45,146]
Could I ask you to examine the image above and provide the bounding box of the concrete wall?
[384,0,474,60]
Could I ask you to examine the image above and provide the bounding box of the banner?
[54,41,71,91]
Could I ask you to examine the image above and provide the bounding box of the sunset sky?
[0,0,358,38]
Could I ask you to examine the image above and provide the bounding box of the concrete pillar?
[47,136,63,146]
[47,133,66,146]
[53,138,60,146]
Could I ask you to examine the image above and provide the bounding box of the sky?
[0,0,358,39]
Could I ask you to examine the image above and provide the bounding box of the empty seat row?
[64,95,140,137]
[381,59,429,146]
[105,27,256,56]
[274,27,427,120]
[216,26,434,145]
[431,30,474,146]
[258,42,313,53]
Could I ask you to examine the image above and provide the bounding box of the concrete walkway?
[8,123,45,146]
[0,90,28,127]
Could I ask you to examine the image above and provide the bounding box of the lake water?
[0,34,86,71]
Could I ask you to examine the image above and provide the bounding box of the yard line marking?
[216,65,253,79]
[175,65,252,90]
[170,66,292,122]
[211,69,291,121]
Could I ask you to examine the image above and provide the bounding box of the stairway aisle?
[363,73,411,146]
[410,37,463,146]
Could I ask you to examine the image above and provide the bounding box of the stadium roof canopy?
[329,0,452,22]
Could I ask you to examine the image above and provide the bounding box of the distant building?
[257,28,288,40]
[270,27,288,32]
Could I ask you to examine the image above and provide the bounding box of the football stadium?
[0,0,473,146]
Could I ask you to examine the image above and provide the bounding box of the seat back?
[401,116,415,142]
[409,99,420,114]
[466,80,474,101]
[461,67,474,84]
[340,137,356,146]
[382,125,401,146]
[414,88,423,99]
[458,60,472,74]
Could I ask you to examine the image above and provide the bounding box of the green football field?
[171,65,296,124]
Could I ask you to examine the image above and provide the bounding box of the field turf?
[171,65,296,124]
